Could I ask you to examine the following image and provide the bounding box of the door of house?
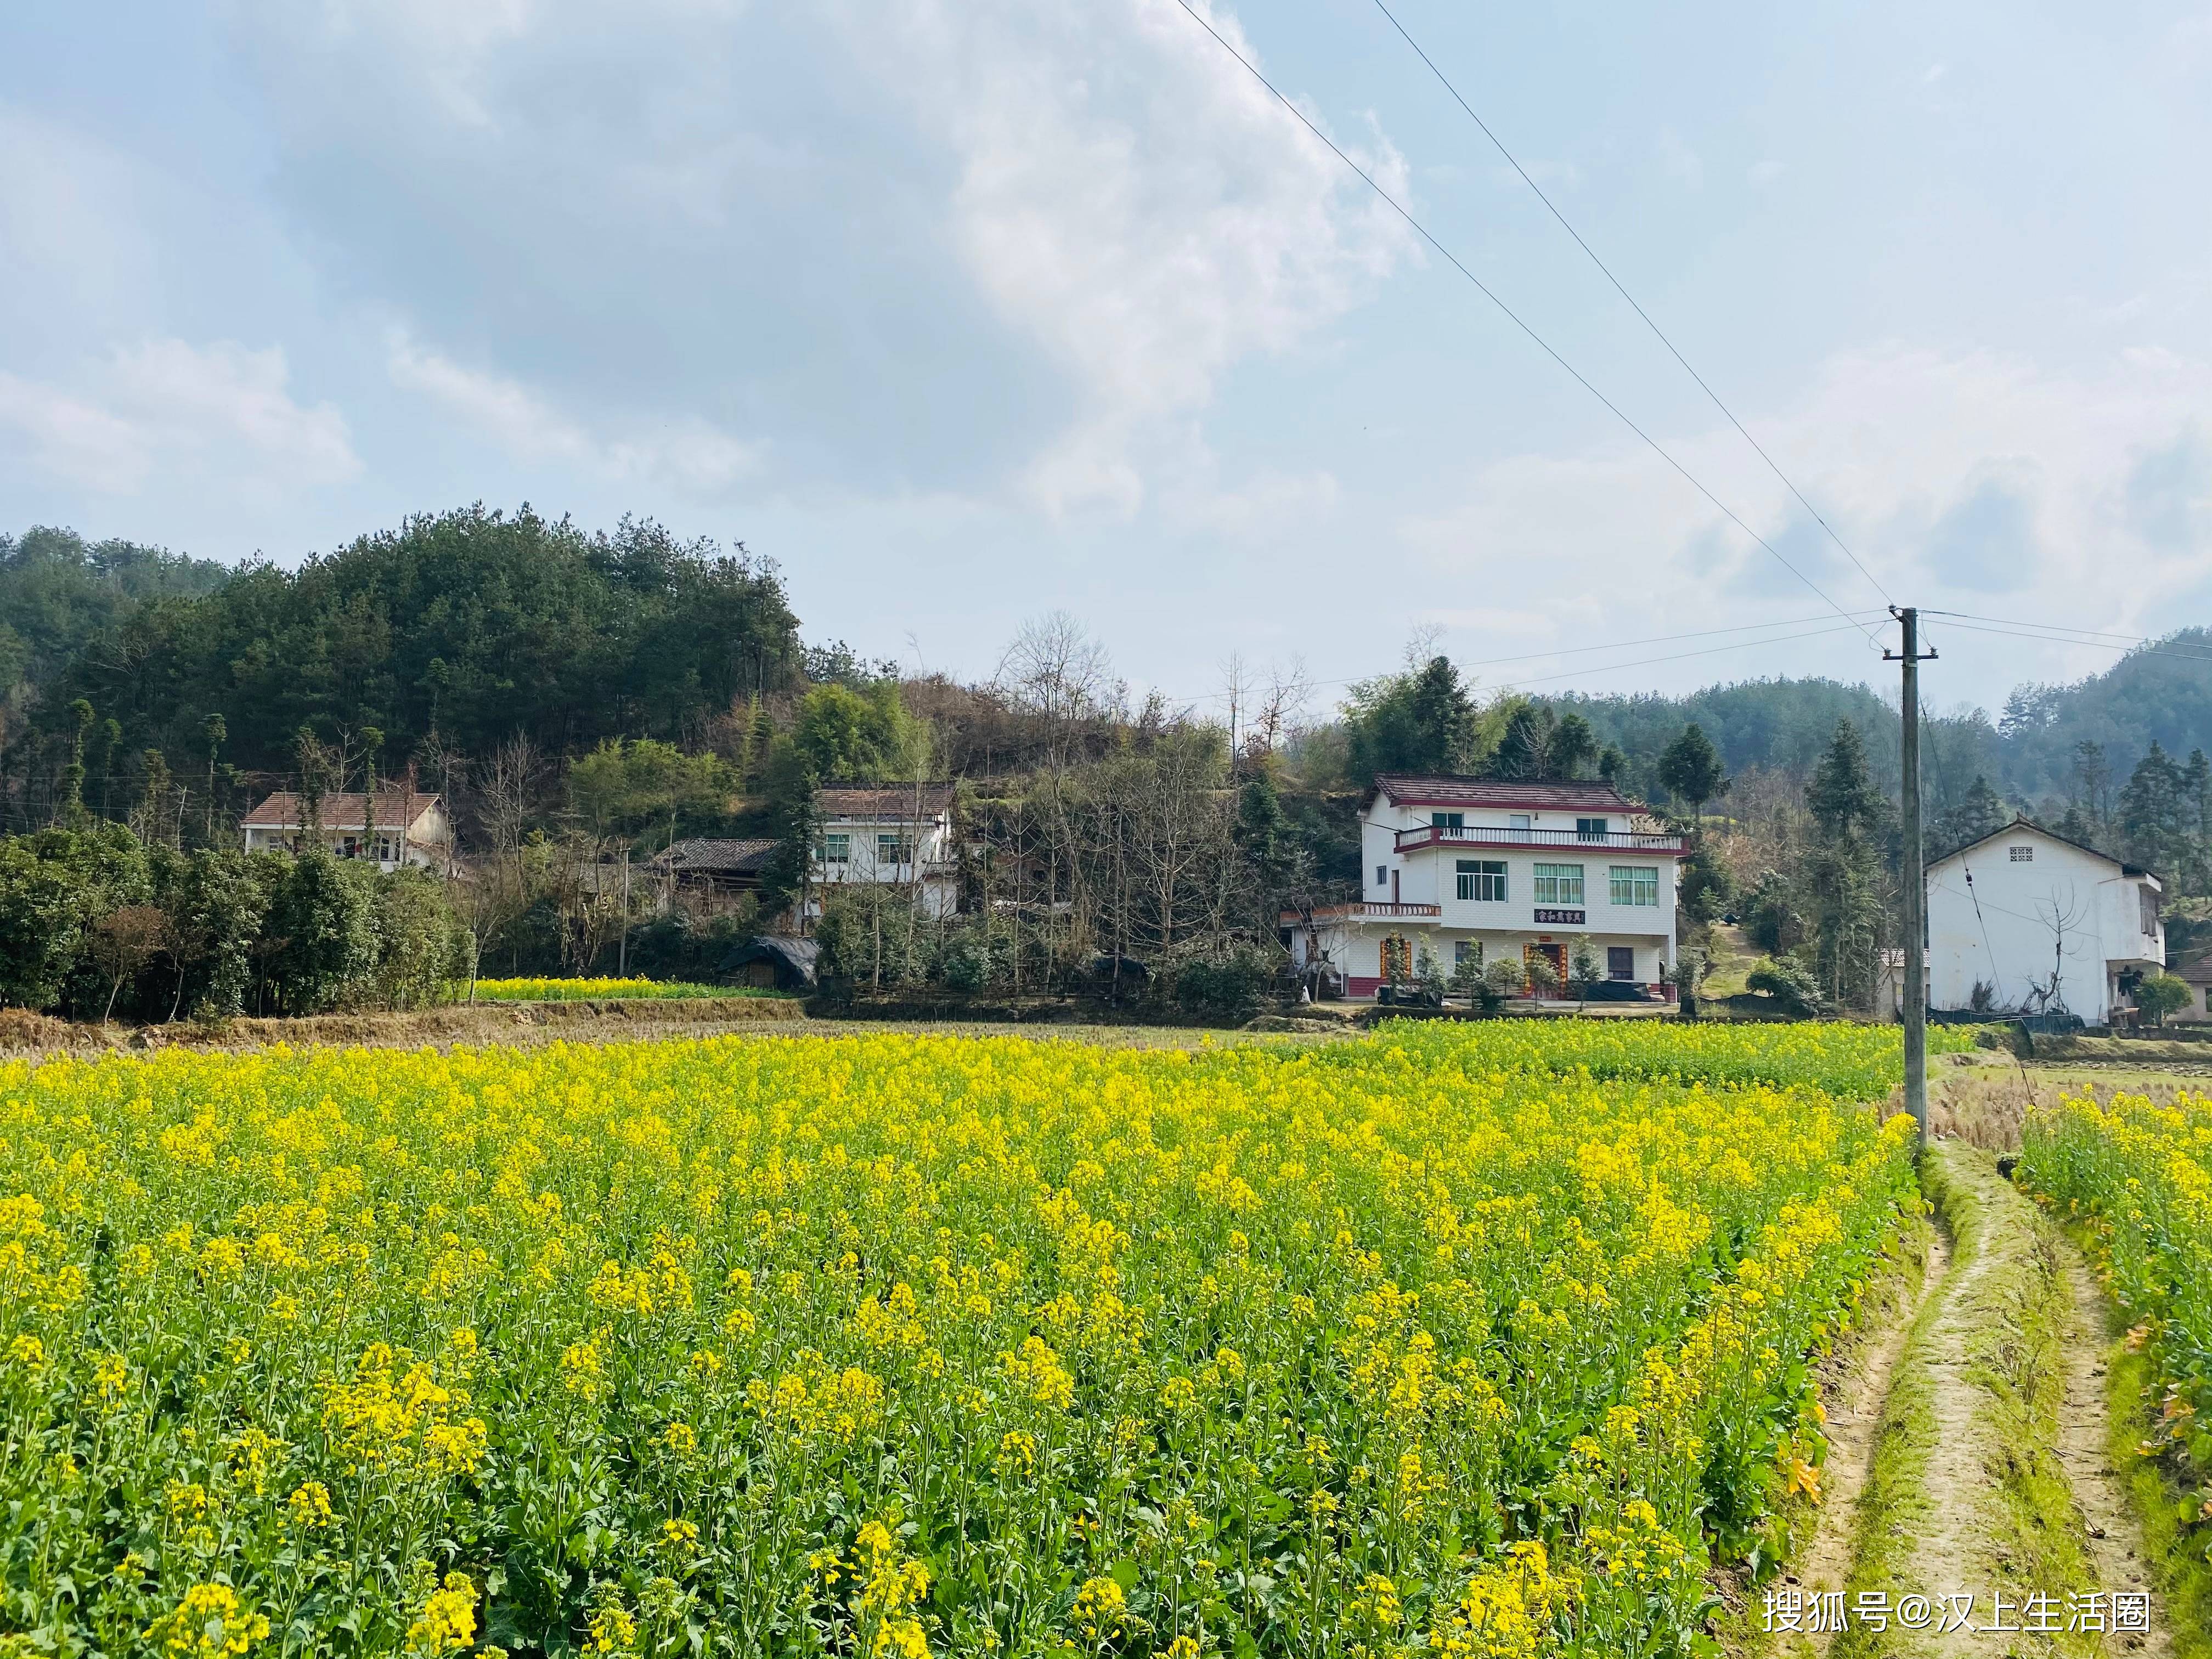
[1523,942,1565,992]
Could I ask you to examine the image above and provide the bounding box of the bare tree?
[482,735,543,869]
[1244,657,1313,764]
[2023,886,2092,1017]
[996,612,1116,750]
[90,906,167,1022]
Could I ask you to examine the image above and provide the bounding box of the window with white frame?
[1532,862,1584,905]
[1455,939,1482,967]
[820,832,850,864]
[1609,865,1660,907]
[1509,813,1532,833]
[1431,811,1464,831]
[877,832,914,865]
[1457,859,1506,901]
[1576,816,1610,840]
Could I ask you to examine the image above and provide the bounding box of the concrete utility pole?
[1887,607,1937,1146]
[618,851,631,977]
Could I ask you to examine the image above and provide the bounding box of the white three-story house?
[1285,775,1685,999]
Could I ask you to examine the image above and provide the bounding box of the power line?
[1160,608,1886,706]
[1926,608,2211,647]
[1481,620,1871,691]
[1917,616,2212,668]
[1167,0,1884,651]
[1365,0,1895,611]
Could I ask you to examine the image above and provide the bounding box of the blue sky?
[3,0,2209,720]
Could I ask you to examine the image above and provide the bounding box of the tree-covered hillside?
[1541,628,2212,820]
[0,527,234,692]
[8,507,800,792]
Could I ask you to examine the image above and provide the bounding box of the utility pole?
[1887,607,1937,1146]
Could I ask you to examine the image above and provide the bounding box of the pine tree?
[1804,720,1887,1011]
[1657,724,1728,827]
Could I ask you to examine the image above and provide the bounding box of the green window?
[1609,865,1659,907]
[1532,862,1584,905]
[1456,859,1506,901]
[820,832,850,864]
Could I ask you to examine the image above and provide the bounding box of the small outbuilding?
[2169,952,2212,1024]
[651,838,777,916]
[719,935,819,991]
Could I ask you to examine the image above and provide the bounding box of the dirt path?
[1905,1159,2014,1654]
[2056,1253,2171,1658]
[1774,1226,1951,1658]
[1782,1144,2179,1658]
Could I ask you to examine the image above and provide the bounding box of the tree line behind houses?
[1,509,2209,1023]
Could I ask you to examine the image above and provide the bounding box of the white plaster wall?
[1928,834,2117,1019]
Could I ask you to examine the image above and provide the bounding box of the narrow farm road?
[1798,1144,2174,1658]
[2054,1250,2171,1658]
[1770,1223,1950,1659]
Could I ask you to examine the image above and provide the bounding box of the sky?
[3,0,2210,724]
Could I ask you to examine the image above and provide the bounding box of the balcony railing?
[1393,825,1684,854]
[1287,901,1444,924]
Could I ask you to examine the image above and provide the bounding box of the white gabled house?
[806,784,960,919]
[240,790,454,873]
[1926,815,2163,1024]
[1285,775,1684,999]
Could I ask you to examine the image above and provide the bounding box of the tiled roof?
[819,784,953,820]
[240,791,443,831]
[1365,775,1650,814]
[653,837,776,873]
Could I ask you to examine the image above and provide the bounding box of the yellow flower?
[407,1572,478,1655]
[286,1481,334,1530]
[145,1584,270,1657]
[93,1351,129,1404]
[585,1600,638,1655]
[1071,1576,1127,1642]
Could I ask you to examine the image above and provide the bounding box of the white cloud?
[386,333,760,494]
[0,339,358,496]
[222,0,1409,520]
[823,0,1414,514]
[1748,159,1786,185]
[1396,341,2212,674]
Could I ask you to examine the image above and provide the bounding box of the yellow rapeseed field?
[2019,1088,2212,1474]
[0,1022,1934,1656]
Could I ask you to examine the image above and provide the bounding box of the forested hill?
[0,527,234,689]
[5,507,2208,828]
[1543,628,2212,812]
[2,507,804,803]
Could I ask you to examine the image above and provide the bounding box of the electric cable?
[1367,0,1894,610]
[1169,0,1884,650]
[1920,614,2212,667]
